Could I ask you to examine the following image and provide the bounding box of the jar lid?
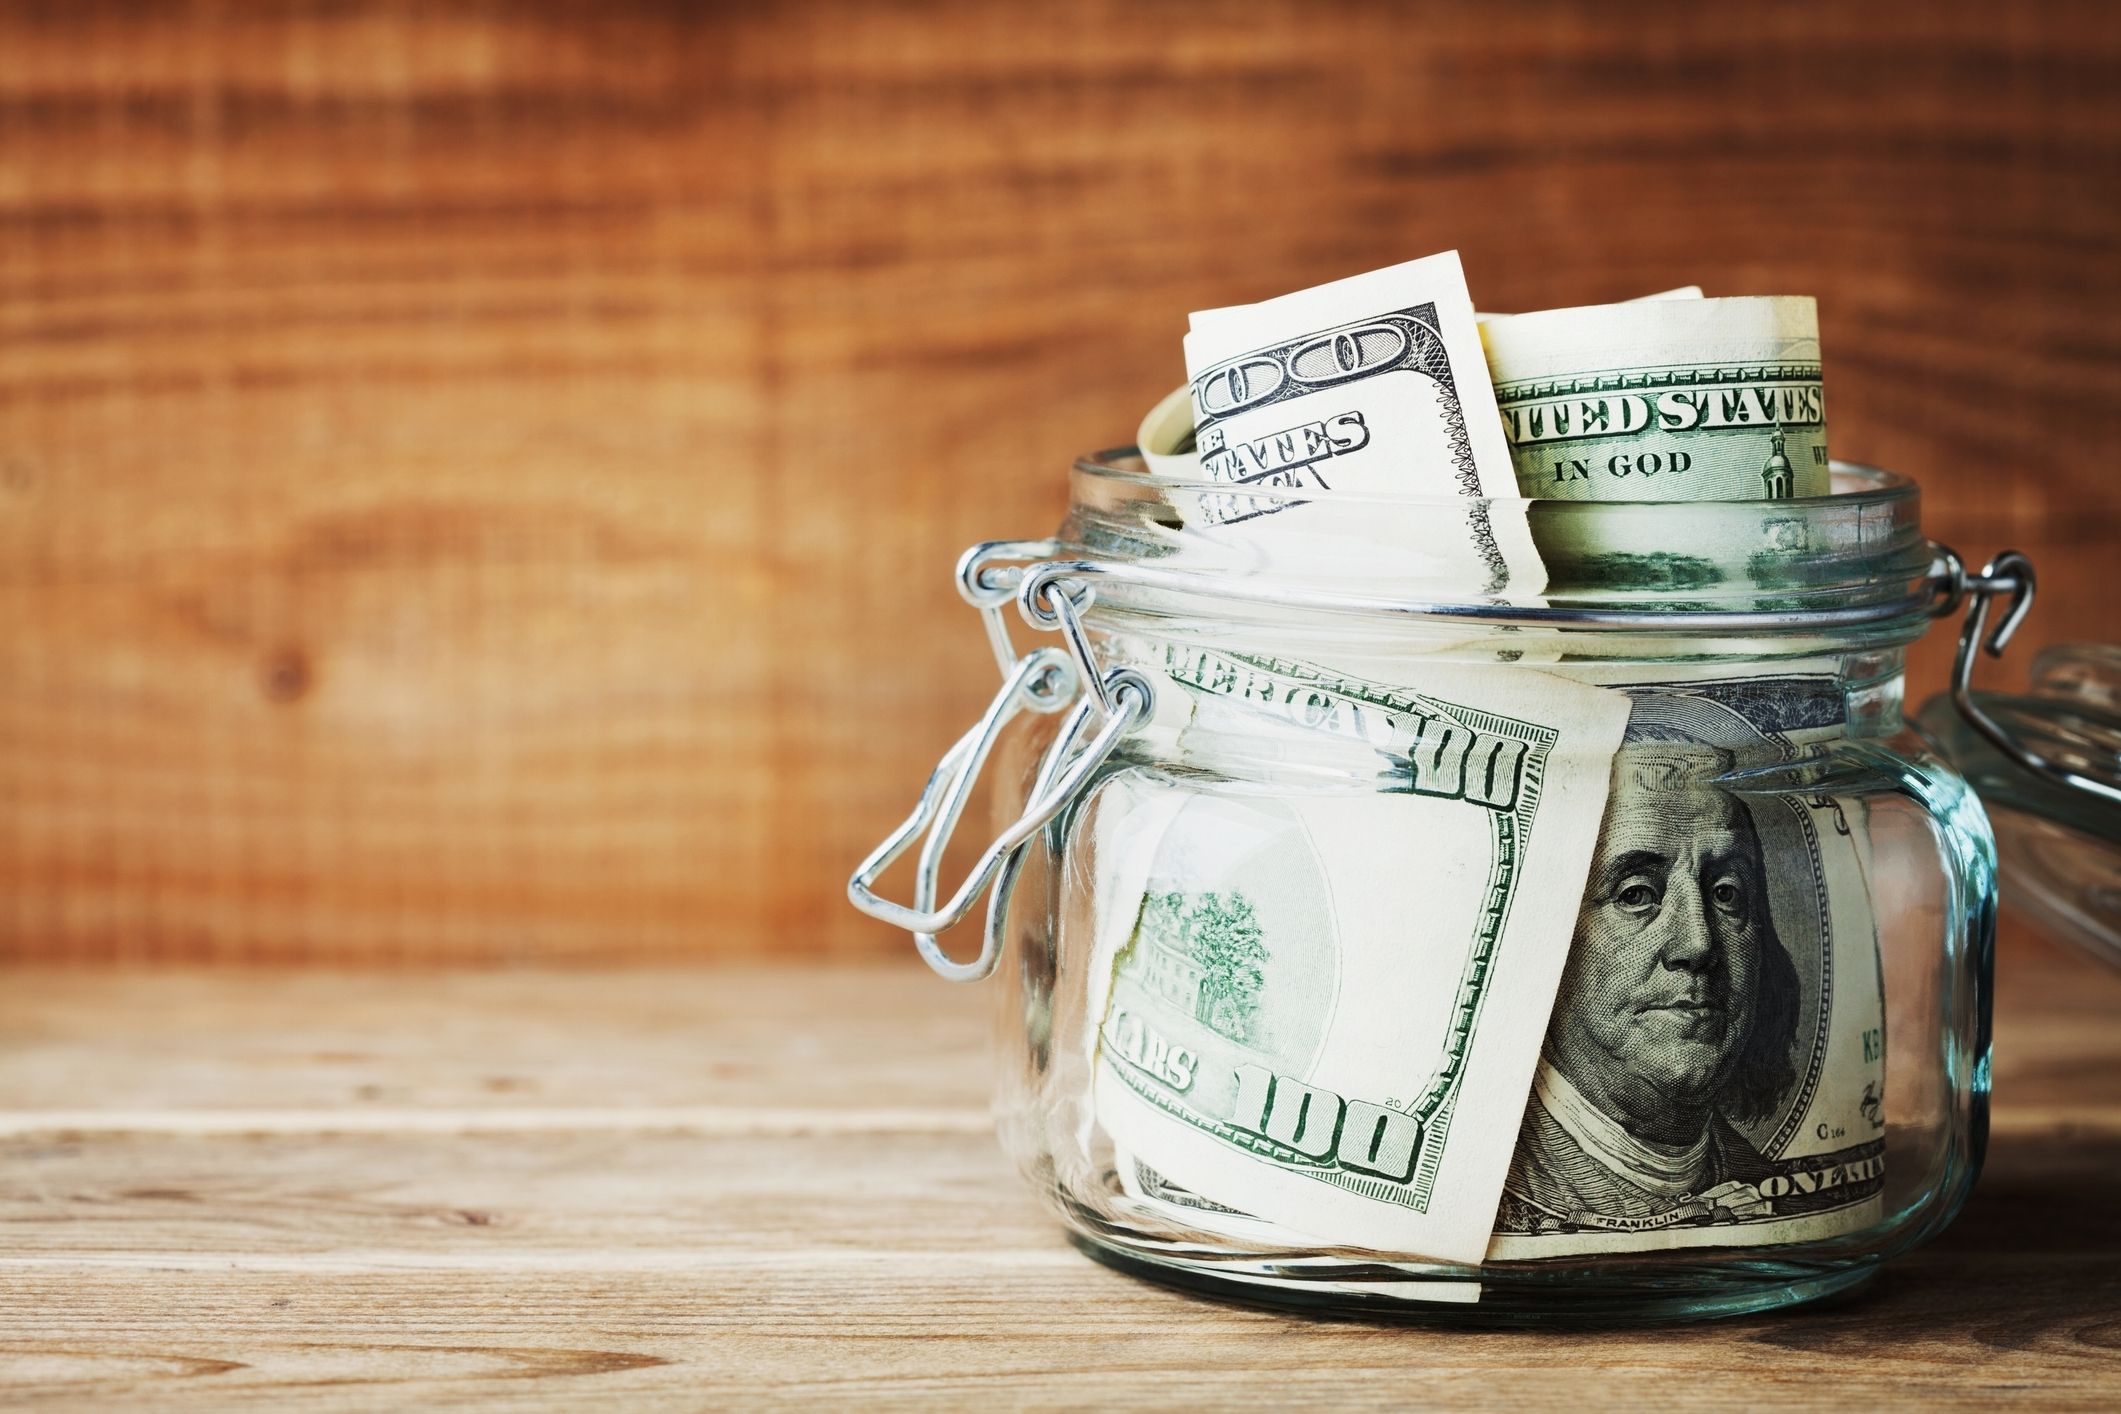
[1919,643,2121,965]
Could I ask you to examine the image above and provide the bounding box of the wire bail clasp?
[1946,549,2121,807]
[849,565,1157,982]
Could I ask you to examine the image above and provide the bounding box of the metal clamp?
[1946,549,2121,808]
[957,539,1062,680]
[848,562,1156,981]
[1023,573,1157,720]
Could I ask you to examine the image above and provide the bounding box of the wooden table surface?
[3,930,2119,1409]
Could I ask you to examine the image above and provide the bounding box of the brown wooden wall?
[2,1,2117,963]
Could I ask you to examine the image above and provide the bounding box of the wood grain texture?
[1,1,2118,961]
[0,930,2117,1408]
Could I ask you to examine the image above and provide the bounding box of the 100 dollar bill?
[1178,251,1541,598]
[1487,665,1885,1257]
[1089,661,1629,1263]
[1089,647,1886,1261]
[1481,295,1829,502]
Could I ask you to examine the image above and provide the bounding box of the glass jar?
[855,455,2010,1325]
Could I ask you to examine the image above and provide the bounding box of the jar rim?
[1047,455,1941,654]
[1072,449,1916,514]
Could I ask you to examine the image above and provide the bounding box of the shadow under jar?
[892,456,2000,1326]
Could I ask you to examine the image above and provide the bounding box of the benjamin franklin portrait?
[1502,706,1805,1229]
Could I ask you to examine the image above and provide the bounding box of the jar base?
[1071,1232,1882,1328]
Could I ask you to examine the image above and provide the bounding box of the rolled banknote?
[1485,666,1884,1257]
[1133,277,1785,599]
[1137,286,1705,480]
[1480,295,1829,502]
[1174,250,1543,599]
[1135,383,1199,480]
[1085,661,1631,1264]
[1476,286,1702,323]
[1180,250,1518,510]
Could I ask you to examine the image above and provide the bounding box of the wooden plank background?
[1,1,2117,963]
